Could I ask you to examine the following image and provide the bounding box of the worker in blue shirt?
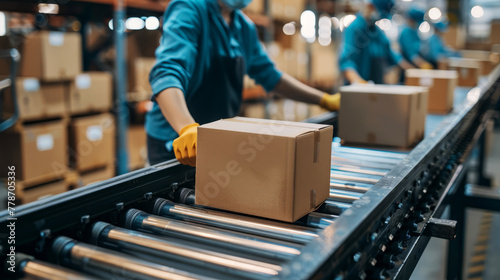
[420,21,461,68]
[399,7,433,69]
[339,0,414,84]
[146,0,340,166]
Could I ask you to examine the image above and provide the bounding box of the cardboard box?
[128,125,147,170]
[0,120,67,183]
[196,117,332,222]
[69,113,115,171]
[405,69,458,114]
[446,58,481,87]
[68,72,113,114]
[442,24,465,50]
[460,50,499,75]
[244,0,264,14]
[271,0,305,21]
[339,85,428,148]
[78,165,115,188]
[18,179,68,204]
[3,78,66,121]
[128,57,156,101]
[19,31,82,81]
[491,20,500,45]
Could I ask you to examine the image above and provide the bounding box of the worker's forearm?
[155,87,196,133]
[272,73,323,105]
[343,69,366,84]
[399,59,415,70]
[412,56,432,68]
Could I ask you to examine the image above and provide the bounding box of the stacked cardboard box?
[244,0,264,14]
[0,31,84,203]
[68,72,113,115]
[128,125,147,170]
[127,31,159,102]
[69,113,115,172]
[0,120,69,203]
[128,57,156,102]
[270,0,305,21]
[491,20,500,45]
[3,78,66,122]
[442,24,466,50]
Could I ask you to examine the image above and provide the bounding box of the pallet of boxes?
[0,31,115,204]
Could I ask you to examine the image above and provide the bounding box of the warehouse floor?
[411,128,500,280]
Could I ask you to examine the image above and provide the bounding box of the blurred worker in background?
[398,7,433,69]
[420,20,461,68]
[146,0,340,167]
[339,0,414,84]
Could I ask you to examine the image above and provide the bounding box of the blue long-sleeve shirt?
[399,25,421,65]
[420,34,461,66]
[339,13,402,83]
[146,0,282,142]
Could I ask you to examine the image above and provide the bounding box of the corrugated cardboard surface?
[20,31,82,81]
[445,58,481,87]
[405,69,457,114]
[339,85,428,148]
[460,50,499,75]
[69,72,113,114]
[128,125,147,170]
[128,57,156,100]
[196,117,332,222]
[0,120,67,183]
[78,165,115,188]
[69,113,115,171]
[20,179,68,203]
[3,78,67,121]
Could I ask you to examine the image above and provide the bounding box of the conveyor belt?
[5,144,408,279]
[1,66,499,279]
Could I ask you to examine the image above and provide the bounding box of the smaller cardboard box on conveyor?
[339,85,428,148]
[405,69,458,114]
[196,117,333,222]
[439,57,481,87]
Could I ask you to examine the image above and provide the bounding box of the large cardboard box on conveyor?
[405,69,458,114]
[3,78,66,121]
[339,85,428,148]
[18,31,82,81]
[68,72,113,115]
[439,57,481,87]
[69,113,115,172]
[196,117,333,222]
[0,120,67,183]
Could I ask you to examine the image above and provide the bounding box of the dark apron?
[370,57,386,85]
[147,54,245,165]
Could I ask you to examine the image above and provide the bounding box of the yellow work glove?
[173,123,199,167]
[421,62,433,70]
[320,93,341,111]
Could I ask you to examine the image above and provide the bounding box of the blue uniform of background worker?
[146,0,340,166]
[339,0,413,84]
[399,7,433,69]
[420,21,461,68]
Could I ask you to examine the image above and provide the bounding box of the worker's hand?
[173,123,199,167]
[420,62,433,70]
[320,93,341,111]
[352,78,368,85]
